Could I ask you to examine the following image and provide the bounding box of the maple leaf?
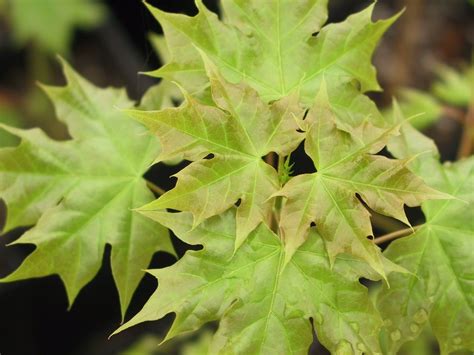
[145,0,399,104]
[387,89,442,130]
[0,104,21,147]
[126,61,304,248]
[277,83,446,275]
[376,124,474,354]
[114,209,386,354]
[387,61,474,130]
[0,61,174,317]
[432,62,474,106]
[4,0,106,54]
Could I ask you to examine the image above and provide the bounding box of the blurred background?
[0,0,472,354]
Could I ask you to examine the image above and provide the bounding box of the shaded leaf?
[5,0,106,54]
[388,89,442,130]
[432,63,474,107]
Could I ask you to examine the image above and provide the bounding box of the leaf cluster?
[0,1,472,354]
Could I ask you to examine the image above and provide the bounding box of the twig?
[374,225,422,245]
[442,106,466,123]
[457,102,474,159]
[270,155,284,234]
[146,180,166,195]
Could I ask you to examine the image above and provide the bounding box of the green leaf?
[128,61,304,249]
[146,0,398,104]
[114,209,385,354]
[389,89,442,130]
[388,61,473,130]
[0,61,174,318]
[278,83,446,275]
[397,325,437,355]
[149,33,170,65]
[5,0,106,54]
[376,124,474,354]
[432,63,474,107]
[0,104,22,147]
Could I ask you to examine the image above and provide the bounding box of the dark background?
[0,1,472,354]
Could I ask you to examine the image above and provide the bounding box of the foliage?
[0,0,472,354]
[0,61,174,317]
[146,0,399,104]
[1,0,106,54]
[390,62,474,129]
[376,123,474,354]
[0,103,22,147]
[432,63,474,106]
[115,209,387,354]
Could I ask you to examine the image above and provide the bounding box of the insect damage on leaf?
[0,60,175,318]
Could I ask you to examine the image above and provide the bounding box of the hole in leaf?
[405,205,426,226]
[291,141,316,175]
[234,199,242,207]
[376,147,394,159]
[171,97,181,107]
[308,317,330,354]
[302,108,309,120]
[144,160,191,191]
[355,193,367,207]
[203,153,215,160]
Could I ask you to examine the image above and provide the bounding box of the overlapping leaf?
[0,62,174,317]
[146,0,398,104]
[376,124,474,354]
[278,83,446,276]
[114,209,386,354]
[127,62,304,248]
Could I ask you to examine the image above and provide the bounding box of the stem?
[270,155,284,234]
[277,154,284,176]
[442,106,465,123]
[374,225,422,245]
[29,42,52,83]
[146,180,166,195]
[457,102,474,159]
